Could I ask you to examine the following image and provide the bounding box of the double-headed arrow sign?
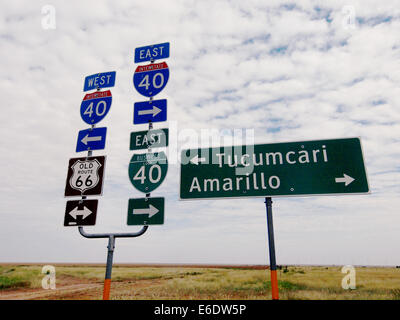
[64,200,98,226]
[180,137,370,200]
[69,206,92,219]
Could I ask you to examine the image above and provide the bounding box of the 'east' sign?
[134,42,170,63]
[130,129,169,150]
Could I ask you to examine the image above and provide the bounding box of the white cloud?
[0,0,399,266]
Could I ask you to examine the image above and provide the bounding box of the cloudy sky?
[0,0,399,266]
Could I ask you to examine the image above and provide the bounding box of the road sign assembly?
[80,90,112,125]
[76,127,107,152]
[64,199,98,226]
[180,137,369,199]
[133,62,169,97]
[64,156,106,197]
[127,197,165,225]
[83,71,116,91]
[128,152,168,193]
[128,42,170,232]
[133,99,167,124]
[64,45,372,301]
[134,42,170,63]
[130,129,169,150]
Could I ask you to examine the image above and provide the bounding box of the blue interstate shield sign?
[134,42,170,63]
[83,71,116,92]
[76,127,107,152]
[133,62,169,97]
[80,90,112,125]
[133,99,167,124]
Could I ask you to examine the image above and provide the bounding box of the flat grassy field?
[0,264,399,300]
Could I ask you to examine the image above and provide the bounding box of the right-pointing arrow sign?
[138,106,162,117]
[335,174,355,186]
[134,100,167,124]
[127,197,164,225]
[132,204,159,218]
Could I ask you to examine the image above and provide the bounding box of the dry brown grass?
[0,265,399,300]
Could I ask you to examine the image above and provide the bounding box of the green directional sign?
[127,197,164,225]
[128,151,168,193]
[130,129,168,150]
[180,137,369,200]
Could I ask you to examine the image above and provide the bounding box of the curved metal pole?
[78,225,148,238]
[78,225,149,300]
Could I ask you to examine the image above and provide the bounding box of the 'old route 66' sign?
[64,156,106,197]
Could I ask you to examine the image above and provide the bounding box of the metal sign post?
[78,226,148,300]
[265,197,279,300]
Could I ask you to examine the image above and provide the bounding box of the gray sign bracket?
[78,226,148,299]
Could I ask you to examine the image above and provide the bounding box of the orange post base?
[103,279,111,300]
[270,270,279,300]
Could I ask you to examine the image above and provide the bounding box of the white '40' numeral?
[84,101,107,118]
[133,165,162,184]
[138,73,164,91]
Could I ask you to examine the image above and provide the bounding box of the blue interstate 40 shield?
[80,90,112,125]
[133,62,169,97]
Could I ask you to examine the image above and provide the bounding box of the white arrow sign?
[81,134,102,145]
[68,206,92,219]
[335,174,355,186]
[138,106,162,117]
[132,204,159,218]
[190,154,206,165]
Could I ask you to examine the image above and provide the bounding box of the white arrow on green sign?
[127,197,164,225]
[180,137,370,200]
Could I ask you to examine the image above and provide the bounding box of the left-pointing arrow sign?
[81,134,102,145]
[190,154,206,165]
[64,200,98,226]
[76,127,107,152]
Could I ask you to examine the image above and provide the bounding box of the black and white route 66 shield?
[64,156,106,197]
